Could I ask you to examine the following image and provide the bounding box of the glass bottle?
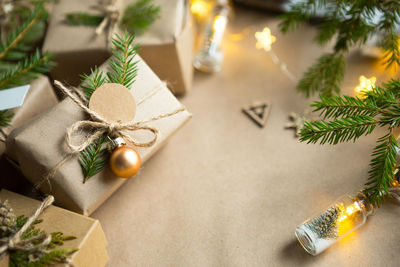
[295,192,374,256]
[193,0,230,73]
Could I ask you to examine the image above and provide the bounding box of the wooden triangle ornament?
[242,101,270,128]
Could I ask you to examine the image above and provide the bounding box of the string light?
[354,75,376,96]
[190,0,213,20]
[255,27,276,52]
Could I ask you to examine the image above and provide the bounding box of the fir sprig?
[79,135,109,183]
[65,12,103,26]
[10,215,77,266]
[78,31,140,181]
[65,0,160,36]
[0,5,47,61]
[300,79,400,205]
[107,31,139,88]
[0,110,14,128]
[280,0,400,96]
[121,0,161,35]
[0,49,54,89]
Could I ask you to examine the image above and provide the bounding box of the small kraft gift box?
[7,33,192,215]
[0,189,109,266]
[0,75,58,156]
[42,0,194,94]
[135,0,194,95]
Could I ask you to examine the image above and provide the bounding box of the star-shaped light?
[255,27,276,52]
[354,75,376,97]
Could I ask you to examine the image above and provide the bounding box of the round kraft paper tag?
[88,83,136,123]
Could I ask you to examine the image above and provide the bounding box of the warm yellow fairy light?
[213,15,227,32]
[255,27,276,52]
[191,0,212,19]
[354,75,376,96]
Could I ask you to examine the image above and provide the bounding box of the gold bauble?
[109,146,141,178]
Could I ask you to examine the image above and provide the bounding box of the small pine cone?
[0,200,16,238]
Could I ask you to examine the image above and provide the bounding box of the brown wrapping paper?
[43,0,194,94]
[0,189,108,267]
[42,0,126,86]
[135,0,194,95]
[0,75,58,157]
[6,56,191,215]
[91,10,400,266]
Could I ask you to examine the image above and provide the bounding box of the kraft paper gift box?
[135,0,194,95]
[6,56,191,215]
[0,189,108,267]
[0,75,58,157]
[42,0,194,95]
[42,0,126,86]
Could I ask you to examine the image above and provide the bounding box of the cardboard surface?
[92,9,400,266]
[6,55,191,215]
[0,190,108,267]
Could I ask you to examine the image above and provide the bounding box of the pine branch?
[0,5,47,61]
[107,31,140,89]
[65,12,104,26]
[48,232,77,249]
[280,0,400,97]
[300,78,400,205]
[79,135,109,183]
[0,109,14,128]
[80,66,107,99]
[0,49,54,89]
[312,95,382,119]
[121,0,160,36]
[297,53,345,97]
[364,133,398,205]
[300,115,377,145]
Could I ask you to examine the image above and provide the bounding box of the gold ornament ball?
[109,146,141,178]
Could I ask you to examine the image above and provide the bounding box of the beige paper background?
[92,9,400,266]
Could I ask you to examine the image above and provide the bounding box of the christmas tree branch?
[107,31,139,89]
[280,0,400,97]
[0,109,14,128]
[0,49,54,89]
[300,78,400,204]
[121,0,160,36]
[0,5,46,61]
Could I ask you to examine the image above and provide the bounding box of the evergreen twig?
[79,135,109,183]
[121,0,160,35]
[280,0,400,96]
[299,79,400,205]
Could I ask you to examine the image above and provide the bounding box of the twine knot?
[35,80,186,189]
[0,196,54,256]
[92,0,123,48]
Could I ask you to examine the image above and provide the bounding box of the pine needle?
[280,0,400,96]
[65,12,104,26]
[299,78,400,205]
[0,109,14,128]
[79,135,109,183]
[107,31,140,89]
[0,49,54,89]
[0,5,47,61]
[121,0,161,36]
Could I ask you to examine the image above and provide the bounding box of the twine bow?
[92,0,122,48]
[0,196,54,256]
[35,81,186,189]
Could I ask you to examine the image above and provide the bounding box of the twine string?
[35,81,186,189]
[92,0,122,48]
[0,196,54,256]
